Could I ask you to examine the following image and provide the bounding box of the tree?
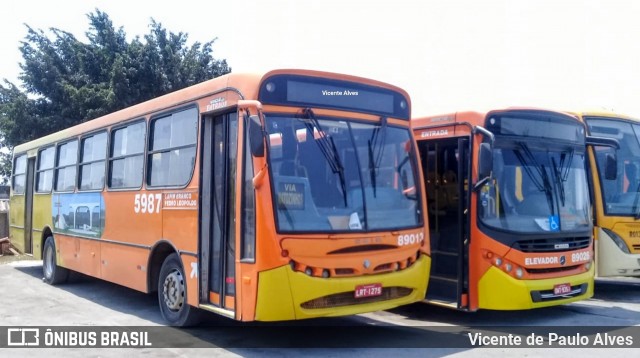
[0,9,231,182]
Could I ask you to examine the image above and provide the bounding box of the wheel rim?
[162,269,185,312]
[43,244,53,279]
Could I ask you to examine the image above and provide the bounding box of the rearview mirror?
[248,115,264,157]
[478,142,493,180]
[604,153,617,180]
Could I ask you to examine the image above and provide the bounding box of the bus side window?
[109,122,145,189]
[12,154,27,194]
[79,132,107,191]
[36,146,55,193]
[55,140,78,192]
[147,107,198,187]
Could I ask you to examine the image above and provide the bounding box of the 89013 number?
[397,232,425,246]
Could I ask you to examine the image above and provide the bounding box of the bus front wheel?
[157,253,201,326]
[42,236,69,285]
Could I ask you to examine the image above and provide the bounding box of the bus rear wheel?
[42,236,69,285]
[157,253,201,326]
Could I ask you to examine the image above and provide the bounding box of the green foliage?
[0,9,230,180]
[0,150,11,185]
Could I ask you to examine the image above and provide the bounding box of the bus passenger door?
[420,137,469,308]
[199,112,238,315]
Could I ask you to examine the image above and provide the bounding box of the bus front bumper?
[597,228,640,277]
[478,264,594,310]
[254,255,430,321]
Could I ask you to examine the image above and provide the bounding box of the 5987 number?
[397,232,425,246]
[134,193,162,214]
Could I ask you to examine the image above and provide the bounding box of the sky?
[2,0,640,118]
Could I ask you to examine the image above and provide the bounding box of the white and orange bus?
[412,108,614,310]
[573,111,640,277]
[9,69,430,325]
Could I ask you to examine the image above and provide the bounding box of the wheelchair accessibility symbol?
[549,215,560,232]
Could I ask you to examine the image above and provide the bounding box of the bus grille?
[300,287,412,309]
[513,237,590,253]
[328,244,397,254]
[525,265,581,275]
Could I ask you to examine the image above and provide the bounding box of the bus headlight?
[489,253,523,278]
[515,267,524,278]
[602,228,631,254]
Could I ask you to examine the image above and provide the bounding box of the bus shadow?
[594,278,640,304]
[388,296,640,326]
[186,323,475,353]
[388,302,564,326]
[11,263,470,355]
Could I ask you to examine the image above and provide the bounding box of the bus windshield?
[479,140,590,233]
[265,114,422,232]
[586,118,640,217]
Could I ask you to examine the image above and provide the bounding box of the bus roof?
[568,110,640,123]
[411,107,578,130]
[14,72,258,154]
[14,69,410,154]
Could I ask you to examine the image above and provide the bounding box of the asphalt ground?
[1,260,639,357]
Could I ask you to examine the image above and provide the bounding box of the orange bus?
[572,111,640,277]
[9,69,430,325]
[412,108,612,310]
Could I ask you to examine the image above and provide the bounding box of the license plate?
[354,283,383,299]
[553,283,572,295]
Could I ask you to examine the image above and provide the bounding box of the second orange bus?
[412,108,609,310]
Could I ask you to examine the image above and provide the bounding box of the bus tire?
[158,253,202,326]
[42,236,69,285]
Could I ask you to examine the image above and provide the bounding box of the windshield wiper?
[559,149,574,181]
[515,142,556,216]
[551,157,566,206]
[551,149,574,207]
[368,116,387,197]
[299,108,347,207]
